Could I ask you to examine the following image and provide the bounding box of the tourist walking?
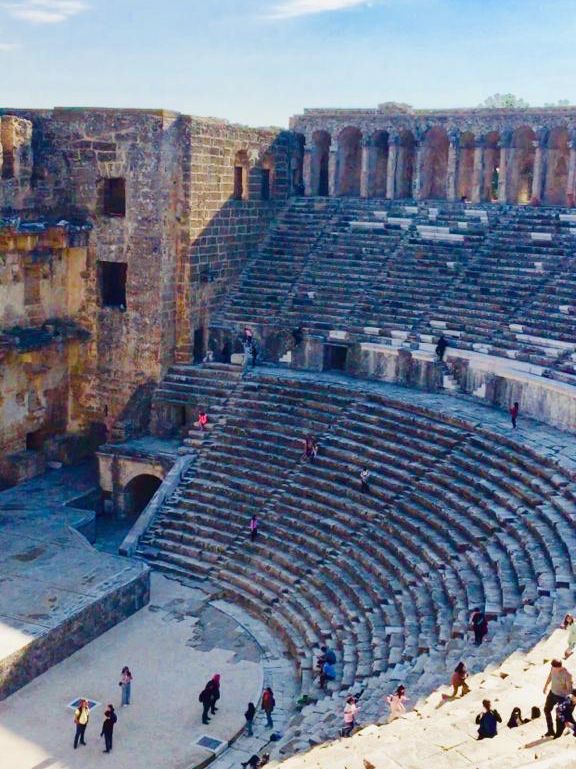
[73,699,90,749]
[199,682,213,724]
[435,334,448,362]
[245,701,256,736]
[208,673,221,715]
[451,662,471,698]
[562,614,576,659]
[119,666,133,706]
[360,467,370,493]
[555,689,576,738]
[476,699,502,739]
[100,704,117,753]
[386,685,408,722]
[470,608,488,645]
[510,401,520,429]
[543,659,573,737]
[342,695,359,737]
[261,687,275,728]
[249,515,259,542]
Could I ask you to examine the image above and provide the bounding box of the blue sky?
[0,0,574,127]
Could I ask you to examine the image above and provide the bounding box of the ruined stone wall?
[176,119,294,359]
[0,224,92,484]
[0,108,299,466]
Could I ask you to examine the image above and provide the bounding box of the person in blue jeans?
[119,666,133,706]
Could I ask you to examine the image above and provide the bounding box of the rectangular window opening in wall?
[1,150,15,180]
[99,261,127,309]
[261,169,271,201]
[233,166,244,200]
[102,177,126,217]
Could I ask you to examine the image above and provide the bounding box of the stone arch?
[457,131,475,201]
[420,126,449,199]
[509,126,536,204]
[482,131,501,202]
[370,130,389,198]
[336,126,362,197]
[311,130,331,196]
[233,149,250,200]
[543,127,570,206]
[123,473,162,519]
[396,130,416,198]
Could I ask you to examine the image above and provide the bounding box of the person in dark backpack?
[261,687,275,728]
[245,701,256,736]
[476,699,502,739]
[100,705,117,753]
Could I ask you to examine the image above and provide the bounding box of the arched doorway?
[482,131,501,202]
[311,130,331,196]
[543,127,570,206]
[123,474,162,519]
[421,127,449,199]
[457,132,475,201]
[260,153,275,200]
[396,130,416,198]
[336,127,362,197]
[510,126,536,204]
[371,131,389,198]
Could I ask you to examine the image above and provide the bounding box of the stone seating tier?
[139,372,576,737]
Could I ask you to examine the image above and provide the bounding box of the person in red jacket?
[261,687,275,728]
[510,402,519,429]
[197,411,208,431]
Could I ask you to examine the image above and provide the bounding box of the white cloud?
[270,0,371,19]
[0,41,19,49]
[4,0,88,24]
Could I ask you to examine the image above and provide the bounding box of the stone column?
[386,135,399,199]
[498,135,511,203]
[303,147,313,196]
[328,146,338,197]
[413,142,423,200]
[446,133,460,201]
[531,136,545,203]
[471,137,484,203]
[567,135,576,207]
[360,135,373,198]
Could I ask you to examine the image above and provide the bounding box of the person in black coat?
[100,705,117,753]
[199,684,213,724]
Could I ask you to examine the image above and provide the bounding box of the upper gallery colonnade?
[290,105,576,205]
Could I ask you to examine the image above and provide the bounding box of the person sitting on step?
[507,706,529,728]
[476,699,502,739]
[197,411,208,431]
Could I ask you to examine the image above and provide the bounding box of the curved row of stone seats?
[215,198,340,326]
[140,372,576,731]
[151,356,242,435]
[285,221,404,332]
[355,231,485,336]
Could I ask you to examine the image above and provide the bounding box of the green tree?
[479,93,530,109]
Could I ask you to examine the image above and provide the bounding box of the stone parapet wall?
[0,565,149,700]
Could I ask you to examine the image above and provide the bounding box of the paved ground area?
[0,462,146,679]
[0,573,264,769]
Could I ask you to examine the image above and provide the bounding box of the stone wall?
[175,119,294,360]
[0,108,300,476]
[291,338,576,432]
[291,103,576,205]
[0,566,149,701]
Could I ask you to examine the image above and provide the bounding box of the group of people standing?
[72,666,132,753]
